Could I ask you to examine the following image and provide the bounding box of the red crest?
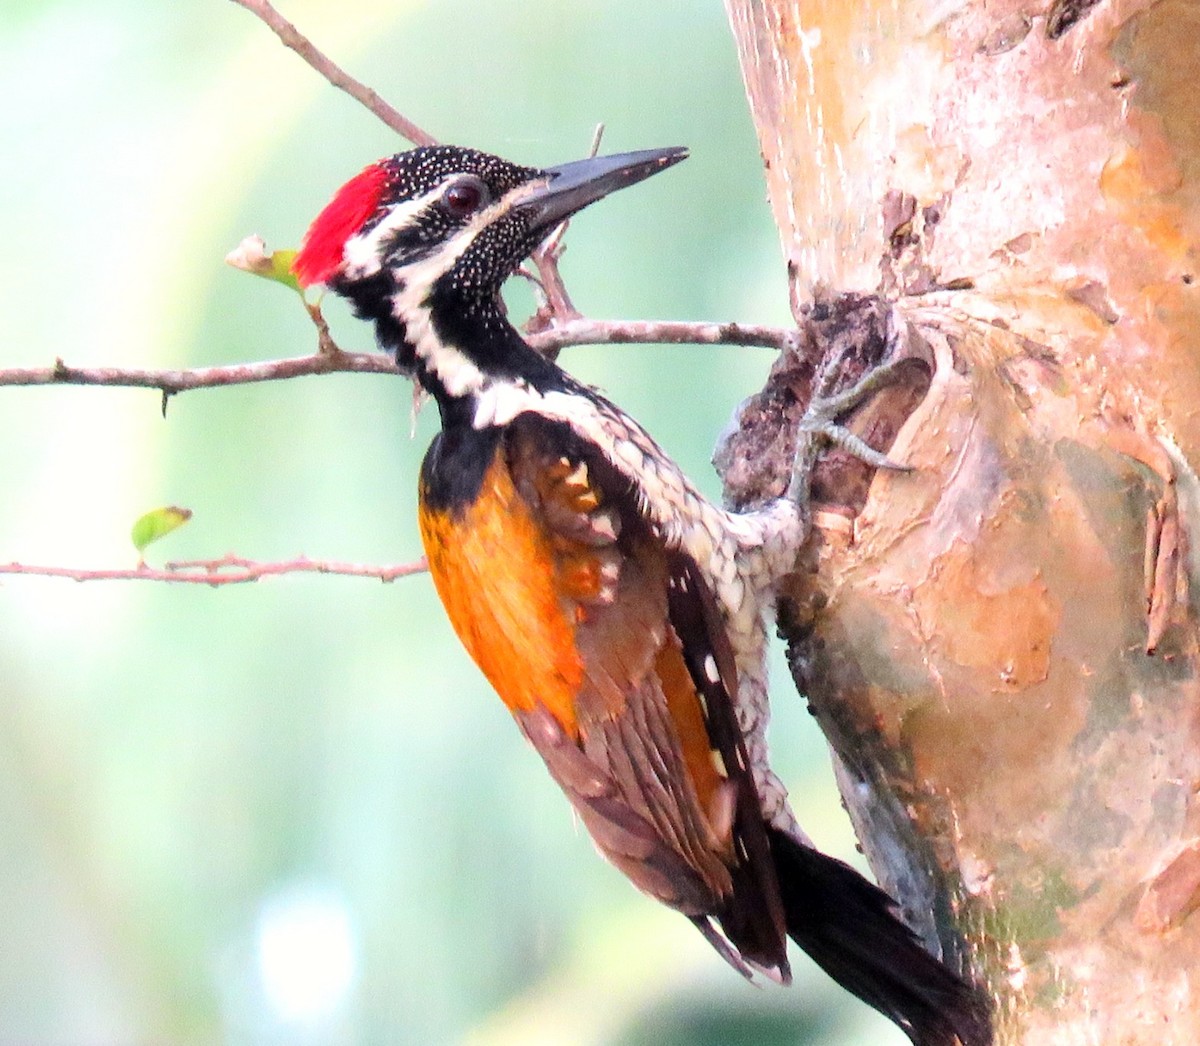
[292,161,391,287]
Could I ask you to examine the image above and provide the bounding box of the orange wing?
[418,414,788,977]
[418,427,586,736]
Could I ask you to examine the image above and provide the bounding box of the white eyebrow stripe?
[340,187,441,280]
[339,174,548,283]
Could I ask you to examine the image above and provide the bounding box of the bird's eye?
[441,177,489,218]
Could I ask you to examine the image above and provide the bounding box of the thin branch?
[0,554,427,586]
[525,234,581,334]
[523,124,608,350]
[228,0,437,147]
[0,351,400,394]
[536,318,797,352]
[0,319,793,396]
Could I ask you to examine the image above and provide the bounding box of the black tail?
[767,826,992,1046]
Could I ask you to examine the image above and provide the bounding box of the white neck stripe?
[342,176,549,397]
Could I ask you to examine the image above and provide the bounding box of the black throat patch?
[418,414,504,515]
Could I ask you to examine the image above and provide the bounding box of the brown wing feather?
[516,703,721,914]
[506,416,790,979]
[664,551,790,977]
[422,414,790,978]
[507,420,733,902]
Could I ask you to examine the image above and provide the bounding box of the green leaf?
[131,506,193,555]
[225,235,304,295]
[265,248,302,293]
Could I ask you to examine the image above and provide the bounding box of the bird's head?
[291,144,687,386]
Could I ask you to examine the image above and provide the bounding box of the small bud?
[226,235,303,295]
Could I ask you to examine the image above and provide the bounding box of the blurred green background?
[0,1,907,1043]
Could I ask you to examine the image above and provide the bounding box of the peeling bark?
[722,0,1200,1040]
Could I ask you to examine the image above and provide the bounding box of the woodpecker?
[292,144,990,1046]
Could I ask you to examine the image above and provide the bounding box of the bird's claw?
[788,358,912,504]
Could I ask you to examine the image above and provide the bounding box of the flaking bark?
[721,0,1200,1040]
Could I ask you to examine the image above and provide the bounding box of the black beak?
[523,146,688,233]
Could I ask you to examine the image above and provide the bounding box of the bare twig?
[523,124,607,345]
[305,299,341,357]
[538,318,795,352]
[0,554,427,586]
[228,0,437,147]
[0,319,793,397]
[586,123,607,160]
[525,236,581,335]
[1,351,400,394]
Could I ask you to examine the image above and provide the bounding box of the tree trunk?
[720,0,1200,1041]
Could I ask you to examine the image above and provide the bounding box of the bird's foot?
[787,357,913,504]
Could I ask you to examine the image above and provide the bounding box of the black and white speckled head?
[293,147,542,291]
[292,144,686,398]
